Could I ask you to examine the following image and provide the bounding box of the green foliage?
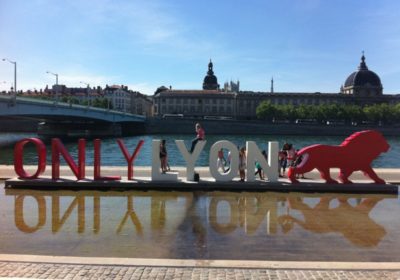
[256,101,276,121]
[91,98,111,109]
[255,101,400,124]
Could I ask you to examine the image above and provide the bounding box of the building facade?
[16,84,153,116]
[104,85,153,116]
[153,56,400,119]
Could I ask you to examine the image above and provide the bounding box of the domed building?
[203,60,220,90]
[153,55,400,120]
[341,53,383,97]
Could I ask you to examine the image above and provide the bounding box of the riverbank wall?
[145,118,400,136]
[2,166,400,194]
[2,117,400,136]
[0,118,38,132]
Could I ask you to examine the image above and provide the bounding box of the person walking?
[254,161,264,180]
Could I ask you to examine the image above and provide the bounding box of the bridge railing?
[0,95,145,120]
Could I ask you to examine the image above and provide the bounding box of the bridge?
[0,95,146,137]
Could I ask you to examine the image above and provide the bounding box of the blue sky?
[1,0,400,95]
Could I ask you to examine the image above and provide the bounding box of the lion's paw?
[374,178,386,185]
[325,179,338,184]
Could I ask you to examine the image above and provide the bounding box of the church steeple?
[208,59,214,74]
[203,59,219,90]
[271,77,274,93]
[358,51,368,70]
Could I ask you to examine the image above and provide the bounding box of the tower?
[271,77,274,93]
[202,59,219,90]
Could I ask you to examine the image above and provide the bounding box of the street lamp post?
[46,71,58,85]
[80,81,90,106]
[2,58,17,102]
[46,71,59,103]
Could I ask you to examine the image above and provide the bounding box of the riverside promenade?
[1,165,400,279]
[2,165,400,183]
[2,165,400,193]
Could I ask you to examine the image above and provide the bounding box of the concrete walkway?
[0,255,400,279]
[3,165,399,194]
[2,165,400,183]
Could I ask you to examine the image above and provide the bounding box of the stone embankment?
[146,118,400,136]
[2,165,399,194]
[2,117,400,136]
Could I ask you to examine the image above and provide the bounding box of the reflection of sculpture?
[278,196,386,247]
[117,196,143,235]
[209,194,278,235]
[15,196,46,233]
[288,130,390,184]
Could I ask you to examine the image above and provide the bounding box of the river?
[0,133,399,167]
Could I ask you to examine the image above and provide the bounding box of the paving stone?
[0,262,400,279]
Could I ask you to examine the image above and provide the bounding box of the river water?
[0,133,399,167]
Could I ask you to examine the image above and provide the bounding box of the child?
[254,161,264,180]
[217,148,226,172]
[278,149,287,177]
[293,150,305,179]
[286,144,296,167]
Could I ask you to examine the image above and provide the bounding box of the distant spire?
[271,77,274,93]
[208,59,214,74]
[358,51,368,70]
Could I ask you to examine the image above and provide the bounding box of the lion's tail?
[288,167,296,182]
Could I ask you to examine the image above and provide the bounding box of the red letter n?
[52,138,86,180]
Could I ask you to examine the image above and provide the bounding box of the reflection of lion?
[288,130,390,184]
[278,197,386,247]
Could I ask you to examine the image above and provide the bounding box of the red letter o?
[14,138,46,179]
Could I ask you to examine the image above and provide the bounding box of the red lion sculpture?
[288,130,390,184]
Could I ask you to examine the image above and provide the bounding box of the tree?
[256,101,276,121]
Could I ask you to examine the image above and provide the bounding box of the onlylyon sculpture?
[288,130,390,184]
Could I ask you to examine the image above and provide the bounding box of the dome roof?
[344,54,382,88]
[203,74,218,85]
